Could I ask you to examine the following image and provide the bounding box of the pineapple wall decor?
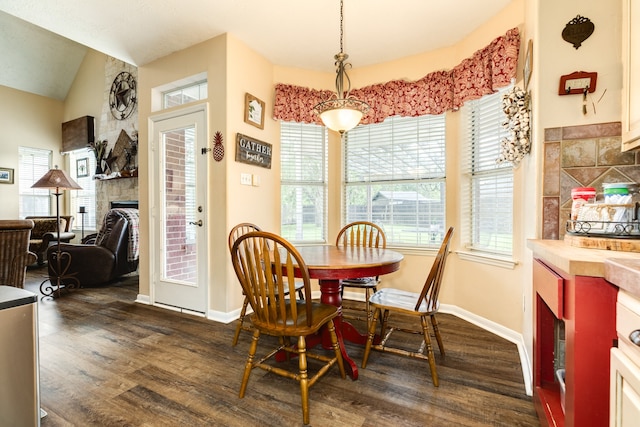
[212,131,224,162]
[201,131,225,161]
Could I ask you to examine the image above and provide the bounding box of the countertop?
[527,239,640,298]
[604,258,640,298]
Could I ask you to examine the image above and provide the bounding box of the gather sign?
[235,133,272,169]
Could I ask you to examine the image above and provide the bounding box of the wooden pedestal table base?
[280,245,404,380]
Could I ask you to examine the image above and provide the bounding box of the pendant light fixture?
[313,0,369,134]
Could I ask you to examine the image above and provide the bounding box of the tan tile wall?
[542,122,640,239]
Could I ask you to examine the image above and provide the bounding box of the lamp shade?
[31,167,82,191]
[319,106,364,134]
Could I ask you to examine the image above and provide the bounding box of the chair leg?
[297,335,310,425]
[380,309,390,336]
[420,315,439,387]
[430,314,445,356]
[239,329,260,398]
[297,288,304,300]
[232,296,250,346]
[364,288,371,332]
[362,307,381,368]
[326,319,346,378]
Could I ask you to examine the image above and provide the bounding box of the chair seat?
[342,276,379,288]
[362,227,454,389]
[370,287,439,314]
[251,302,338,336]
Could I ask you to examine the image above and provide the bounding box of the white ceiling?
[0,0,513,101]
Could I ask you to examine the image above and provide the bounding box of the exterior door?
[150,104,208,314]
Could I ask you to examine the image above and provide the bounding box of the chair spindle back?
[228,222,262,251]
[336,221,386,249]
[231,231,312,328]
[415,227,454,312]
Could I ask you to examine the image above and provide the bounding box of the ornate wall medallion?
[109,71,137,120]
[562,15,595,49]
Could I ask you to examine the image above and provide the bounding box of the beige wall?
[138,33,280,314]
[134,1,531,333]
[138,36,224,308]
[0,85,65,219]
[1,0,626,383]
[0,48,106,221]
[64,49,105,125]
[272,0,528,335]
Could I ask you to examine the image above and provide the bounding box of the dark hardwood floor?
[25,265,539,426]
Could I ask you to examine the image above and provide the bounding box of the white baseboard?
[439,303,532,396]
[340,290,532,396]
[135,294,150,305]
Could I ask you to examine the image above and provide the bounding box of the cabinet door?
[622,0,640,151]
[610,348,640,426]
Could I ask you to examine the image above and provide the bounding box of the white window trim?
[460,86,515,259]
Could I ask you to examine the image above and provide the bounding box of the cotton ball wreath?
[496,86,531,167]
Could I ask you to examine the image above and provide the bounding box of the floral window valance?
[273,27,520,125]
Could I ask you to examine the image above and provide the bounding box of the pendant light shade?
[316,97,366,134]
[313,0,369,134]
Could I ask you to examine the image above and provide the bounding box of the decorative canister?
[603,183,632,204]
[571,187,596,220]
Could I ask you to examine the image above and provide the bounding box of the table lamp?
[31,166,82,297]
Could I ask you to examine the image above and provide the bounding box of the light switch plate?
[240,173,252,185]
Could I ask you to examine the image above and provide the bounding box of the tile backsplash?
[542,122,640,239]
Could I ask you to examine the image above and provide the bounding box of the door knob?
[189,220,203,227]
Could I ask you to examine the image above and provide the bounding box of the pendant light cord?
[339,0,344,54]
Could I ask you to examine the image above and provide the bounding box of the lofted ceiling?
[0,0,514,101]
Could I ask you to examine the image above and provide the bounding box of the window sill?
[455,250,518,269]
[389,246,439,257]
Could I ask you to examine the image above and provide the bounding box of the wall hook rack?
[558,71,597,95]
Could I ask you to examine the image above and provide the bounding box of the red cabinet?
[533,258,618,427]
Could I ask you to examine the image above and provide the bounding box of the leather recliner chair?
[47,209,138,287]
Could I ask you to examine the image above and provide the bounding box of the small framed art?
[0,167,14,184]
[76,157,89,178]
[244,93,265,129]
[523,39,533,91]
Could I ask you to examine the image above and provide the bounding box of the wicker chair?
[26,215,75,265]
[0,220,37,288]
[228,223,304,346]
[230,231,346,425]
[362,226,454,387]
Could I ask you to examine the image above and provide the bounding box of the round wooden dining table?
[293,244,404,380]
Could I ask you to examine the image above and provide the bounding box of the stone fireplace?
[92,57,139,230]
[95,177,138,229]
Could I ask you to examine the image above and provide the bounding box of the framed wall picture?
[76,157,89,177]
[244,93,265,129]
[523,39,533,91]
[0,167,14,184]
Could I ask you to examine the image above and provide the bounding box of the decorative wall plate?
[562,15,595,49]
[109,71,137,120]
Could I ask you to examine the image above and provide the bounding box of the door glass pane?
[162,126,197,284]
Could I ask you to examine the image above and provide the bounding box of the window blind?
[18,147,52,218]
[462,86,514,255]
[344,115,446,248]
[280,121,328,243]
